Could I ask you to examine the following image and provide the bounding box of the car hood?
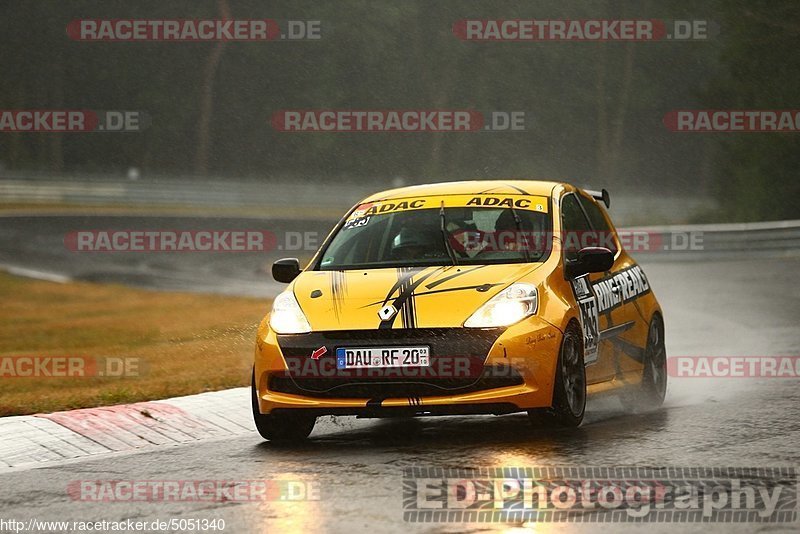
[291,264,543,331]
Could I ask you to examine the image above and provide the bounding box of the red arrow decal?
[310,346,327,360]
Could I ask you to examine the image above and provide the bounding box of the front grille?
[274,328,516,399]
[268,364,524,399]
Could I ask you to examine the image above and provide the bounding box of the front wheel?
[251,370,316,442]
[529,322,586,427]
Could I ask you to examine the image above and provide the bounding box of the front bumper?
[253,316,563,416]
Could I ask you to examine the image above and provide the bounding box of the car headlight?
[269,290,312,334]
[464,283,538,328]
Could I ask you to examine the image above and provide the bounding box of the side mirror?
[272,258,301,283]
[567,247,614,277]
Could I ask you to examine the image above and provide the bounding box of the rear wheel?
[621,314,667,412]
[529,322,586,427]
[251,371,315,442]
[639,314,667,409]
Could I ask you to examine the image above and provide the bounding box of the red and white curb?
[0,387,254,470]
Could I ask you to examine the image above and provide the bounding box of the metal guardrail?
[0,171,716,225]
[0,172,374,212]
[627,220,800,257]
[2,172,797,257]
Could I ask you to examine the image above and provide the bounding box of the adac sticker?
[357,199,428,217]
[347,194,548,220]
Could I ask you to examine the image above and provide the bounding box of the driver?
[493,210,540,254]
[389,225,443,261]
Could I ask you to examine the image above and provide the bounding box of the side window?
[560,194,593,262]
[577,193,618,254]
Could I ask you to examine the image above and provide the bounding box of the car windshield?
[318,204,552,270]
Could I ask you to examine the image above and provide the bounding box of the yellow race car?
[252,180,666,441]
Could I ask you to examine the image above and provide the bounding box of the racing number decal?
[343,216,370,230]
[570,274,599,365]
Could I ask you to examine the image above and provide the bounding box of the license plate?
[336,346,430,370]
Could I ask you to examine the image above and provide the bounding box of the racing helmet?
[392,226,437,249]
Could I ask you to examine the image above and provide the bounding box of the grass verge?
[0,272,267,416]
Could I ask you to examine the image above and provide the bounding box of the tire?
[251,370,315,442]
[529,322,586,427]
[638,314,667,409]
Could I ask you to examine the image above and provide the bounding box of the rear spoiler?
[584,188,610,209]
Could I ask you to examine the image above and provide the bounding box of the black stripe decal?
[362,282,499,308]
[505,183,529,195]
[609,336,646,364]
[330,271,347,320]
[412,283,504,298]
[380,267,424,307]
[379,267,441,329]
[399,266,418,329]
[476,184,530,195]
[358,265,486,310]
[424,265,486,290]
[405,281,418,328]
[599,321,636,341]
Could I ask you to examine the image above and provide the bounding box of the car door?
[575,192,647,381]
[560,192,624,383]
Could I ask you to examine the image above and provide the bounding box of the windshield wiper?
[440,202,458,266]
[509,205,532,263]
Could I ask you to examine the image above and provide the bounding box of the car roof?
[360,180,569,203]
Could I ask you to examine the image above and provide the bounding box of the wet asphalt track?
[1,215,799,533]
